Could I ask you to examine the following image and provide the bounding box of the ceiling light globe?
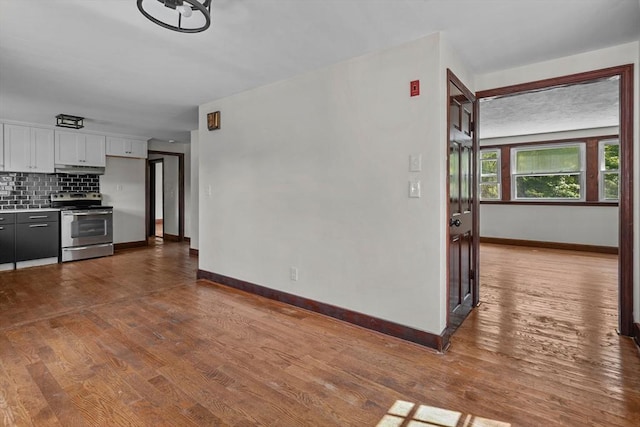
[177,5,192,18]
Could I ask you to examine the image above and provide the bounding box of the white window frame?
[599,139,620,201]
[511,143,586,201]
[479,148,501,200]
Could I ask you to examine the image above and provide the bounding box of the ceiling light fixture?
[56,114,84,129]
[137,0,212,33]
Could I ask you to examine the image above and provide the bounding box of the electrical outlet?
[290,267,298,281]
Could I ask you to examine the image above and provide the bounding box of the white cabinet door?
[4,124,33,172]
[55,131,106,166]
[106,137,147,158]
[0,124,4,171]
[83,134,106,166]
[128,139,148,158]
[31,128,54,173]
[3,125,54,173]
[55,131,80,165]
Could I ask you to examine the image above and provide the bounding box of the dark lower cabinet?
[0,224,16,264]
[15,221,59,261]
[0,210,59,266]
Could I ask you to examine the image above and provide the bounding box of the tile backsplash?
[0,172,100,209]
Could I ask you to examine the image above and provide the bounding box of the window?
[511,144,584,200]
[479,149,500,200]
[479,135,617,204]
[599,139,619,201]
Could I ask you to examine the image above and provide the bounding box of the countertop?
[0,208,61,214]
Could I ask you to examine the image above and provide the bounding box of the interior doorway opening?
[476,64,633,337]
[150,159,164,238]
[146,150,185,243]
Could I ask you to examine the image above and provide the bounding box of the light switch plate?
[410,154,422,172]
[409,179,421,198]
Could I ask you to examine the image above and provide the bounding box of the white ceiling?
[479,77,620,139]
[0,0,638,143]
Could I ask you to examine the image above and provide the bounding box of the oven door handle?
[64,243,113,251]
[66,211,112,216]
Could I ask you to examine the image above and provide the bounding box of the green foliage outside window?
[601,142,619,200]
[514,145,582,199]
[479,149,500,200]
[515,174,581,199]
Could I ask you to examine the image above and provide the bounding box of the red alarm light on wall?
[410,80,420,97]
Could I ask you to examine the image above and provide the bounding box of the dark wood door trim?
[147,150,185,242]
[148,158,163,238]
[476,64,634,336]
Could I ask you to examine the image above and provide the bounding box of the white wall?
[100,157,146,244]
[148,141,191,238]
[476,41,640,325]
[199,33,469,335]
[190,129,199,250]
[480,127,619,247]
[481,205,618,246]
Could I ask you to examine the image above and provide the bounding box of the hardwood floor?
[0,242,638,426]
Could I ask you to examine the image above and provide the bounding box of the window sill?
[479,200,618,207]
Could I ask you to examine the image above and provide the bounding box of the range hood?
[55,164,105,175]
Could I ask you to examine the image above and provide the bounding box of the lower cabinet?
[0,223,15,265]
[16,217,59,262]
[0,211,59,268]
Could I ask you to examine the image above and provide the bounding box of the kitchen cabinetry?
[3,124,55,173]
[0,213,15,266]
[15,211,59,262]
[55,131,106,167]
[106,137,148,158]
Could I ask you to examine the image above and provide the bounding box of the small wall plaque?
[207,111,221,130]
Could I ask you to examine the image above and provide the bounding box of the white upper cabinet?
[106,137,148,159]
[55,131,106,167]
[3,124,55,173]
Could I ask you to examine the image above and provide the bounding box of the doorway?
[476,65,634,337]
[149,159,164,238]
[146,150,185,242]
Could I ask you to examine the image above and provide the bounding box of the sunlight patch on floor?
[376,400,511,427]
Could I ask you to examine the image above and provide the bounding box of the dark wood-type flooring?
[0,241,638,426]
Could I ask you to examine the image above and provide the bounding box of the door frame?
[146,150,185,242]
[476,64,634,337]
[445,69,480,341]
[148,158,164,238]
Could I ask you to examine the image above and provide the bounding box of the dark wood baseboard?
[184,237,191,243]
[633,323,640,348]
[189,248,199,256]
[480,237,618,254]
[163,233,181,242]
[114,240,148,251]
[197,269,446,352]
